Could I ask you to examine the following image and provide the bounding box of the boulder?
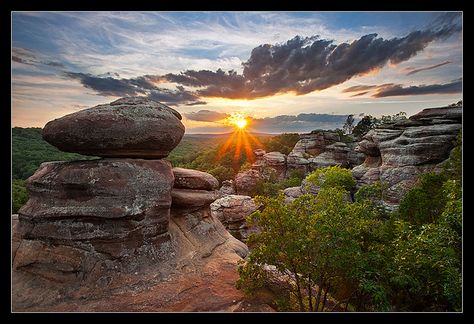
[283,186,303,203]
[42,97,185,158]
[172,167,219,191]
[211,195,259,241]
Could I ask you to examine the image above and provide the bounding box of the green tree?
[12,179,28,213]
[398,172,448,226]
[237,166,388,312]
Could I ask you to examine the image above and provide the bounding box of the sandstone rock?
[16,159,174,270]
[262,152,287,179]
[12,204,274,312]
[211,195,259,241]
[219,180,236,196]
[171,189,220,209]
[172,167,219,191]
[42,97,185,158]
[352,105,462,206]
[235,169,263,196]
[283,186,303,203]
[287,130,363,175]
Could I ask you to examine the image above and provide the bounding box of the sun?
[235,118,248,129]
[224,112,249,130]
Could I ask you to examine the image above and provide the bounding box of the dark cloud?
[342,83,395,93]
[404,60,451,75]
[12,47,65,68]
[63,72,203,106]
[161,12,461,100]
[184,110,230,122]
[350,91,370,97]
[373,79,462,97]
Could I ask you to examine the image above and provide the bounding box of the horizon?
[12,11,462,133]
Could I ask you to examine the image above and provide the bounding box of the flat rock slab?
[42,97,185,158]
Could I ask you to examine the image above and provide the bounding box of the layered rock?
[15,159,174,280]
[211,195,259,241]
[287,130,364,174]
[12,97,272,312]
[42,97,185,158]
[352,106,462,208]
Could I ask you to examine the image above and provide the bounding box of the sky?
[11,11,462,134]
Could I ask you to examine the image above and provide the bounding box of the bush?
[305,165,356,192]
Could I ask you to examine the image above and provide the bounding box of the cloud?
[161,12,461,100]
[342,83,394,93]
[184,110,352,133]
[63,72,203,106]
[404,60,451,75]
[184,110,230,122]
[373,79,462,97]
[12,47,65,68]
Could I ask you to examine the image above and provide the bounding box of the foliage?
[305,165,356,192]
[12,179,28,213]
[442,129,462,182]
[355,181,389,217]
[398,172,448,226]
[237,167,389,311]
[352,115,378,139]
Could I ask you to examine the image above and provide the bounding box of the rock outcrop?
[13,97,271,312]
[219,180,236,196]
[234,169,263,196]
[287,130,364,175]
[42,97,185,158]
[352,106,462,208]
[211,195,259,241]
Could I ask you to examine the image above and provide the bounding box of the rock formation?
[234,169,264,196]
[210,195,259,241]
[287,130,364,175]
[352,105,462,209]
[42,97,185,158]
[219,180,236,196]
[13,97,272,312]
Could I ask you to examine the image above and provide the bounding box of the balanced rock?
[42,97,185,158]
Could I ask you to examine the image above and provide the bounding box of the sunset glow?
[223,112,249,130]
